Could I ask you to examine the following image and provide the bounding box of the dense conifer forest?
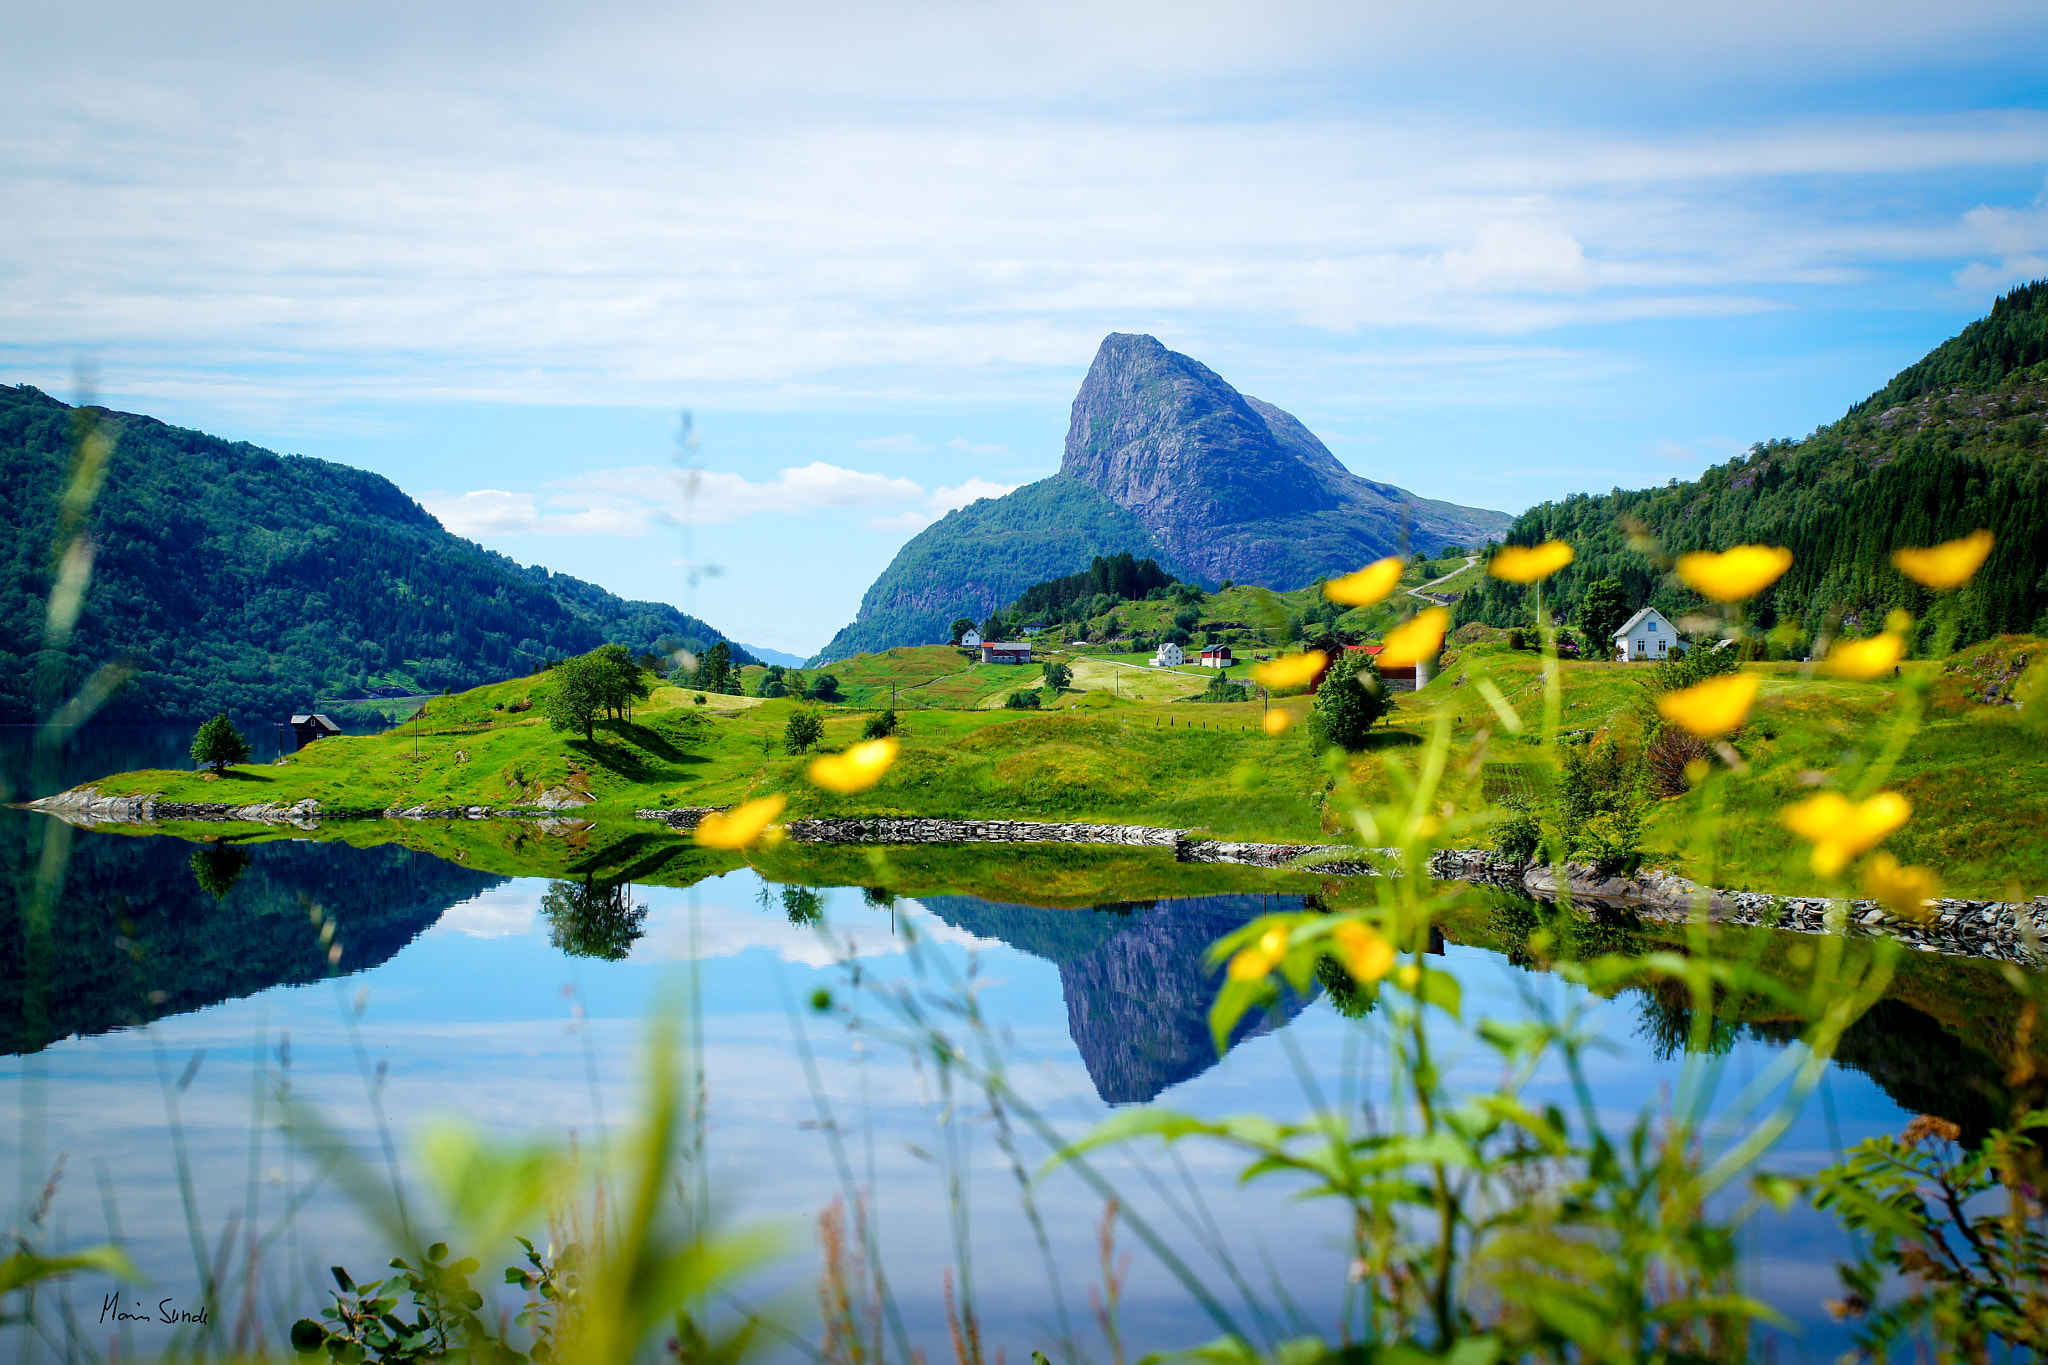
[1,386,752,724]
[1457,282,2048,653]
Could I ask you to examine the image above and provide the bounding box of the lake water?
[0,730,2028,1363]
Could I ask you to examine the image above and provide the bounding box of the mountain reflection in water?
[921,894,1317,1103]
[1,811,505,1054]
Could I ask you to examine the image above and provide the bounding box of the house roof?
[981,641,1032,650]
[291,713,342,730]
[1611,606,1673,641]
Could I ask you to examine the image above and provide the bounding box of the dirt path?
[1409,554,1479,602]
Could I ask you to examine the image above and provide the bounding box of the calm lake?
[0,729,2026,1363]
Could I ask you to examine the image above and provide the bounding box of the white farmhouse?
[1612,607,1686,662]
[1151,641,1186,667]
[958,628,982,649]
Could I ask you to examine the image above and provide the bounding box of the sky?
[3,1,2046,657]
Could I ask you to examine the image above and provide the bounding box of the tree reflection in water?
[540,876,649,961]
[188,840,252,899]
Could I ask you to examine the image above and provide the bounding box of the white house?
[1151,641,1186,667]
[958,628,982,649]
[1612,607,1686,663]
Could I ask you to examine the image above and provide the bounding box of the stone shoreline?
[21,791,2042,965]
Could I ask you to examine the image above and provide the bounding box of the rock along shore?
[635,809,2045,965]
[20,791,2040,965]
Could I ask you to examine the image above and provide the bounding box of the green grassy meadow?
[71,632,2048,900]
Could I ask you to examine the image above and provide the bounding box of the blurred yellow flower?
[1228,924,1291,981]
[1262,709,1293,736]
[1379,608,1449,668]
[1674,545,1792,602]
[1892,529,1993,590]
[693,794,787,850]
[1824,633,1905,680]
[1324,557,1404,607]
[807,738,899,794]
[1252,650,1328,691]
[1330,921,1394,984]
[1781,790,1911,878]
[1655,673,1758,739]
[1861,852,1941,920]
[1487,541,1575,583]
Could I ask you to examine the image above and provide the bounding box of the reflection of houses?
[1196,645,1234,668]
[290,713,343,747]
[980,641,1033,665]
[1613,607,1685,663]
[1151,641,1186,667]
[958,628,983,648]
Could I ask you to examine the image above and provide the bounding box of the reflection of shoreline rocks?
[920,893,1316,1104]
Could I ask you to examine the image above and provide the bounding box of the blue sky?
[3,0,2046,655]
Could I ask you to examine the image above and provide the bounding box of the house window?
[1648,620,1658,632]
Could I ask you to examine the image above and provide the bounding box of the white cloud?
[1954,179,2048,296]
[856,434,932,453]
[428,461,945,538]
[863,476,1017,531]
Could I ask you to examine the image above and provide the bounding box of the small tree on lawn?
[1308,651,1390,751]
[862,709,899,740]
[190,712,251,773]
[785,708,824,754]
[545,655,603,741]
[1044,662,1073,691]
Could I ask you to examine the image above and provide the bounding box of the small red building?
[980,641,1033,665]
[1197,645,1234,668]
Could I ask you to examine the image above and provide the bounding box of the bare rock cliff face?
[1059,333,1510,585]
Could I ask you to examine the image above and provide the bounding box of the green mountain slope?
[2,386,753,724]
[1456,282,2048,653]
[812,477,1170,662]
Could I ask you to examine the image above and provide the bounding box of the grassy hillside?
[69,625,2048,899]
[2,385,753,725]
[1457,281,2048,655]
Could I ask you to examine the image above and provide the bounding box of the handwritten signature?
[99,1295,211,1326]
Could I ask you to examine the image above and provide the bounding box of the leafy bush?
[784,708,824,753]
[1004,690,1041,709]
[1308,651,1389,750]
[861,709,899,740]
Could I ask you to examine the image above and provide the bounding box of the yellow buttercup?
[1861,852,1941,920]
[807,738,900,794]
[1324,557,1404,607]
[1379,607,1449,668]
[1655,673,1758,739]
[1262,709,1293,736]
[1823,633,1905,680]
[1487,540,1575,584]
[692,794,788,850]
[1330,921,1394,984]
[1228,924,1291,982]
[1892,529,1993,590]
[1675,545,1792,602]
[1781,791,1911,878]
[1252,650,1328,691]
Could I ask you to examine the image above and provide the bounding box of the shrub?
[1004,690,1042,709]
[784,708,824,753]
[1308,652,1389,750]
[861,709,899,739]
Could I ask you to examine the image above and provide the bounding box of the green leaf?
[0,1245,141,1296]
[291,1319,330,1354]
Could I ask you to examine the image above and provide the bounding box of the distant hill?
[814,334,1512,662]
[1456,281,2048,651]
[735,642,810,669]
[0,386,755,725]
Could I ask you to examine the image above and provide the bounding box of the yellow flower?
[1861,853,1941,920]
[1892,529,1993,590]
[1379,608,1449,668]
[1781,791,1911,878]
[1324,557,1404,607]
[1330,921,1394,984]
[1674,545,1793,602]
[1228,924,1291,982]
[1823,633,1906,680]
[1252,650,1328,691]
[1262,709,1293,736]
[1655,673,1758,739]
[1487,540,1575,583]
[807,738,899,794]
[692,794,787,850]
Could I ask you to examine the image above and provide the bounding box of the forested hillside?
[1458,282,2048,653]
[1,386,752,724]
